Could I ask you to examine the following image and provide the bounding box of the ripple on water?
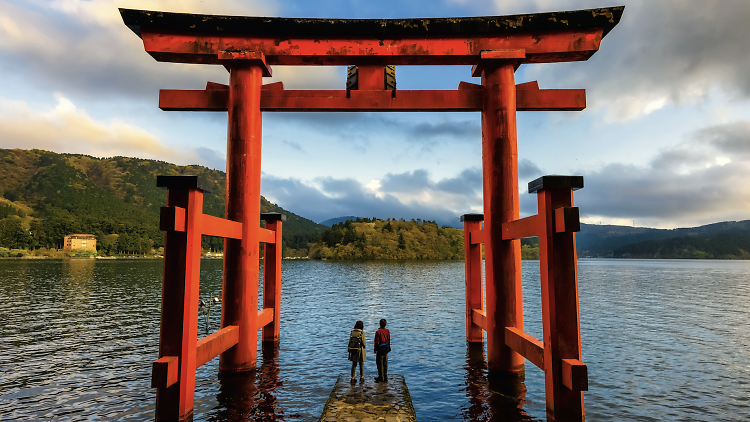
[1,259,749,421]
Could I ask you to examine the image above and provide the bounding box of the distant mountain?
[578,221,750,258]
[0,149,327,256]
[612,231,750,259]
[320,216,361,226]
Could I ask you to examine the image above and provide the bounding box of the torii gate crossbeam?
[121,6,623,422]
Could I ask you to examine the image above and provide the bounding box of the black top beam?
[156,175,212,193]
[528,175,584,193]
[120,6,624,39]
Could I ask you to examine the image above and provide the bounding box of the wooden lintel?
[562,358,588,391]
[501,214,539,240]
[554,207,581,233]
[160,83,584,112]
[257,308,274,329]
[141,29,604,66]
[152,355,179,388]
[470,229,486,245]
[195,325,239,369]
[159,206,186,232]
[471,308,486,331]
[201,214,242,239]
[504,327,544,370]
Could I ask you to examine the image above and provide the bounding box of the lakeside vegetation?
[309,218,542,260]
[0,149,326,257]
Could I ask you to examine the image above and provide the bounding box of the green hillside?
[0,149,326,256]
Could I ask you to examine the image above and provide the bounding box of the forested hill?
[0,149,326,256]
[309,218,465,260]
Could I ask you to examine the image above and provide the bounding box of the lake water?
[0,259,749,421]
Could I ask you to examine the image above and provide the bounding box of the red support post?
[220,54,269,372]
[461,213,484,343]
[479,61,525,376]
[531,175,585,421]
[261,213,285,342]
[154,177,205,422]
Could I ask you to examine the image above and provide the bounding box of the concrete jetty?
[318,374,417,422]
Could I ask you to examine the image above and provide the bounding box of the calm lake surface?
[1,259,749,421]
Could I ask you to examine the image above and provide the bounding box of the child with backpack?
[348,320,367,383]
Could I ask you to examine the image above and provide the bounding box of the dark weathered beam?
[140,30,604,66]
[120,7,624,38]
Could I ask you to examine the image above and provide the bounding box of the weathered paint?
[139,30,603,66]
[480,62,525,376]
[537,184,586,421]
[462,216,484,343]
[155,186,203,421]
[220,62,264,373]
[262,218,282,342]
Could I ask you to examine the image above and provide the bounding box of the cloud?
[0,0,342,102]
[566,120,750,228]
[450,0,750,121]
[267,112,479,153]
[261,167,484,226]
[0,94,225,169]
[518,158,544,181]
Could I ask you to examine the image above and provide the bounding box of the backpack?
[347,333,362,353]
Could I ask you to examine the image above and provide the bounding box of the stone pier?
[318,374,417,422]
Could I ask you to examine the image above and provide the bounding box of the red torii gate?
[120,6,623,422]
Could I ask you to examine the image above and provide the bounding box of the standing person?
[374,318,391,382]
[348,320,367,383]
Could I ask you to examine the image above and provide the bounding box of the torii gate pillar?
[220,52,271,372]
[477,57,525,376]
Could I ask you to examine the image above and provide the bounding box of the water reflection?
[462,343,535,422]
[211,343,284,421]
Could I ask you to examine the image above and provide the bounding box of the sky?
[1,0,750,229]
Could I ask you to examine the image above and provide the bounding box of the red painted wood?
[154,188,203,422]
[463,219,484,343]
[256,308,274,330]
[481,62,524,376]
[159,85,584,112]
[469,228,486,245]
[554,207,581,233]
[562,359,588,391]
[471,309,487,332]
[220,63,264,373]
[501,214,540,240]
[258,227,276,244]
[179,189,203,418]
[537,188,585,421]
[152,356,179,388]
[356,65,386,90]
[159,206,186,232]
[218,51,272,76]
[262,219,282,342]
[504,327,544,370]
[140,29,603,66]
[195,325,240,368]
[200,214,242,239]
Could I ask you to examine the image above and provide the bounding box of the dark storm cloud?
[266,112,478,149]
[518,158,544,181]
[522,0,750,118]
[563,120,750,225]
[434,167,482,195]
[694,121,750,157]
[379,168,481,197]
[261,174,463,226]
